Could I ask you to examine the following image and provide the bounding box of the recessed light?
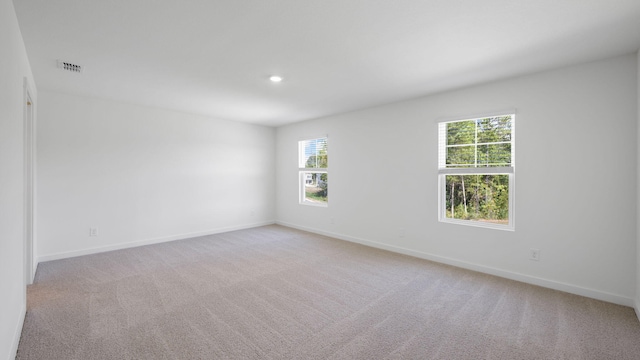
[269,75,283,83]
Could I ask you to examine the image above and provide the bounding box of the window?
[299,137,328,206]
[438,114,514,230]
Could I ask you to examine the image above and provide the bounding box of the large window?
[299,137,328,206]
[438,114,514,230]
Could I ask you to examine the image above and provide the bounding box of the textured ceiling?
[13,0,640,126]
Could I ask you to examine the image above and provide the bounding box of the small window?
[438,114,514,230]
[299,137,328,206]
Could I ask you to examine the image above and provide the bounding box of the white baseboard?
[635,299,640,323]
[37,221,275,263]
[9,303,26,360]
[276,221,635,308]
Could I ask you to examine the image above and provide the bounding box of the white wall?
[37,91,275,260]
[277,54,638,306]
[0,1,36,359]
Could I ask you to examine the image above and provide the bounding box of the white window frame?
[298,136,328,207]
[437,112,515,231]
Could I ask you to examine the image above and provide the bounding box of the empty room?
[3,0,640,359]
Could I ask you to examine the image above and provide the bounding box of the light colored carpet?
[16,225,640,359]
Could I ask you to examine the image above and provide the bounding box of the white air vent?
[57,60,83,74]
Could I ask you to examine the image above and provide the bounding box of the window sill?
[299,200,328,207]
[439,218,514,231]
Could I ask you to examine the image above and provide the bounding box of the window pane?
[477,143,511,167]
[447,120,475,146]
[444,174,509,225]
[443,115,513,169]
[477,116,512,143]
[303,172,328,204]
[446,145,475,167]
[300,138,328,168]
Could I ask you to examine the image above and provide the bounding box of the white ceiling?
[13,0,640,127]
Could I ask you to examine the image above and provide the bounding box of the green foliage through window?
[439,114,514,228]
[445,116,512,168]
[445,175,509,223]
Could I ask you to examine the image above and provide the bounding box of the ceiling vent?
[57,60,83,74]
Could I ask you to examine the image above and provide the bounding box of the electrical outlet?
[399,227,405,238]
[89,228,98,237]
[530,248,540,261]
[330,217,335,225]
